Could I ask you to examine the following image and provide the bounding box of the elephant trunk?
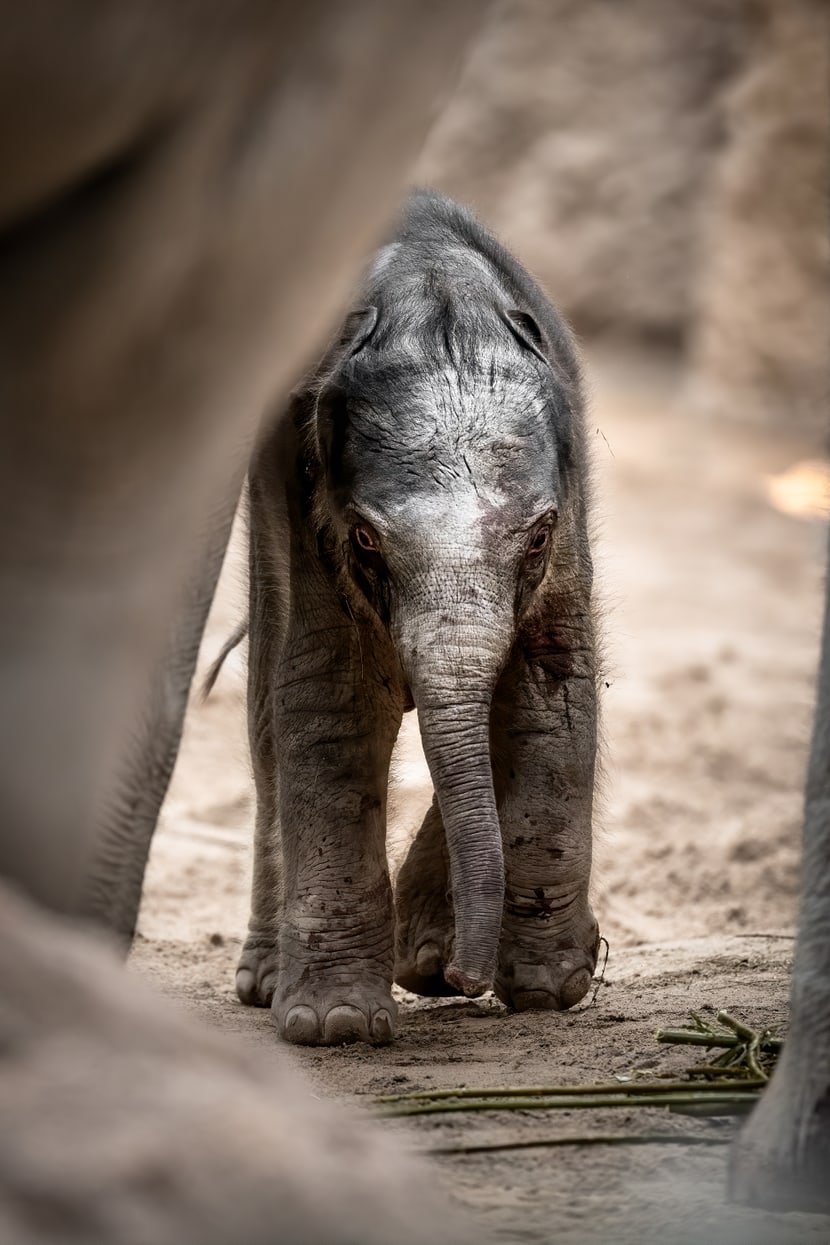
[396,601,509,996]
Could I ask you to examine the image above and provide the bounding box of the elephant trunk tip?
[446,875,504,998]
[444,963,493,998]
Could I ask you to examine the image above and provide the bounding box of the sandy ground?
[133,346,828,1244]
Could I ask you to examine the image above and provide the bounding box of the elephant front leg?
[492,611,600,1011]
[272,651,402,1046]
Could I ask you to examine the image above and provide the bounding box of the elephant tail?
[201,621,248,700]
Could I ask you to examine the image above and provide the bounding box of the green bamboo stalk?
[375,1089,759,1119]
[655,1028,782,1050]
[715,1011,771,1081]
[425,1133,730,1157]
[684,1064,758,1079]
[746,1036,768,1082]
[372,1079,763,1105]
[668,1101,756,1118]
[716,1011,757,1042]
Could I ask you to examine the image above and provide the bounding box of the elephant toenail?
[323,1005,369,1045]
[559,967,592,1009]
[235,968,257,1006]
[281,1005,320,1045]
[371,1010,395,1044]
[415,942,442,977]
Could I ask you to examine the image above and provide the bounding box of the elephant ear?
[338,305,378,356]
[316,307,377,472]
[499,307,548,365]
[314,378,347,476]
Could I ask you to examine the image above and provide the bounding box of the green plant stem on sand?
[373,1079,763,1104]
[375,1089,759,1119]
[657,1010,780,1083]
[424,1133,730,1157]
[654,1030,781,1050]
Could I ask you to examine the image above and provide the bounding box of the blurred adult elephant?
[730,529,830,1214]
[0,2,486,1242]
[0,0,479,937]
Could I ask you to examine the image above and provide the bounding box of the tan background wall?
[418,0,828,436]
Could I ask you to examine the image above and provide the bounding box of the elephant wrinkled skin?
[235,193,601,1046]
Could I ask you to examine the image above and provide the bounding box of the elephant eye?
[527,521,554,558]
[349,522,386,573]
[353,524,379,553]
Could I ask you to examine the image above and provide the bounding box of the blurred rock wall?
[419,0,828,435]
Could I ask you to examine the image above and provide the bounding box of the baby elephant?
[237,191,601,1045]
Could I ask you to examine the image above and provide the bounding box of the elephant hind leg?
[83,494,239,945]
[236,492,283,1010]
[393,797,458,997]
[235,793,282,1010]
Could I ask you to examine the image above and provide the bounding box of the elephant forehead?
[342,364,562,509]
[347,357,553,445]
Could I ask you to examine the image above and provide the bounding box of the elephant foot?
[394,934,459,998]
[268,915,396,1046]
[496,901,600,1012]
[393,875,458,998]
[272,977,397,1047]
[729,1044,830,1214]
[235,931,281,1007]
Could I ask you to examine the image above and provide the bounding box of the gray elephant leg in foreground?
[0,881,472,1245]
[0,0,477,920]
[730,533,830,1213]
[0,2,485,1240]
[81,492,240,942]
[239,192,601,1043]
